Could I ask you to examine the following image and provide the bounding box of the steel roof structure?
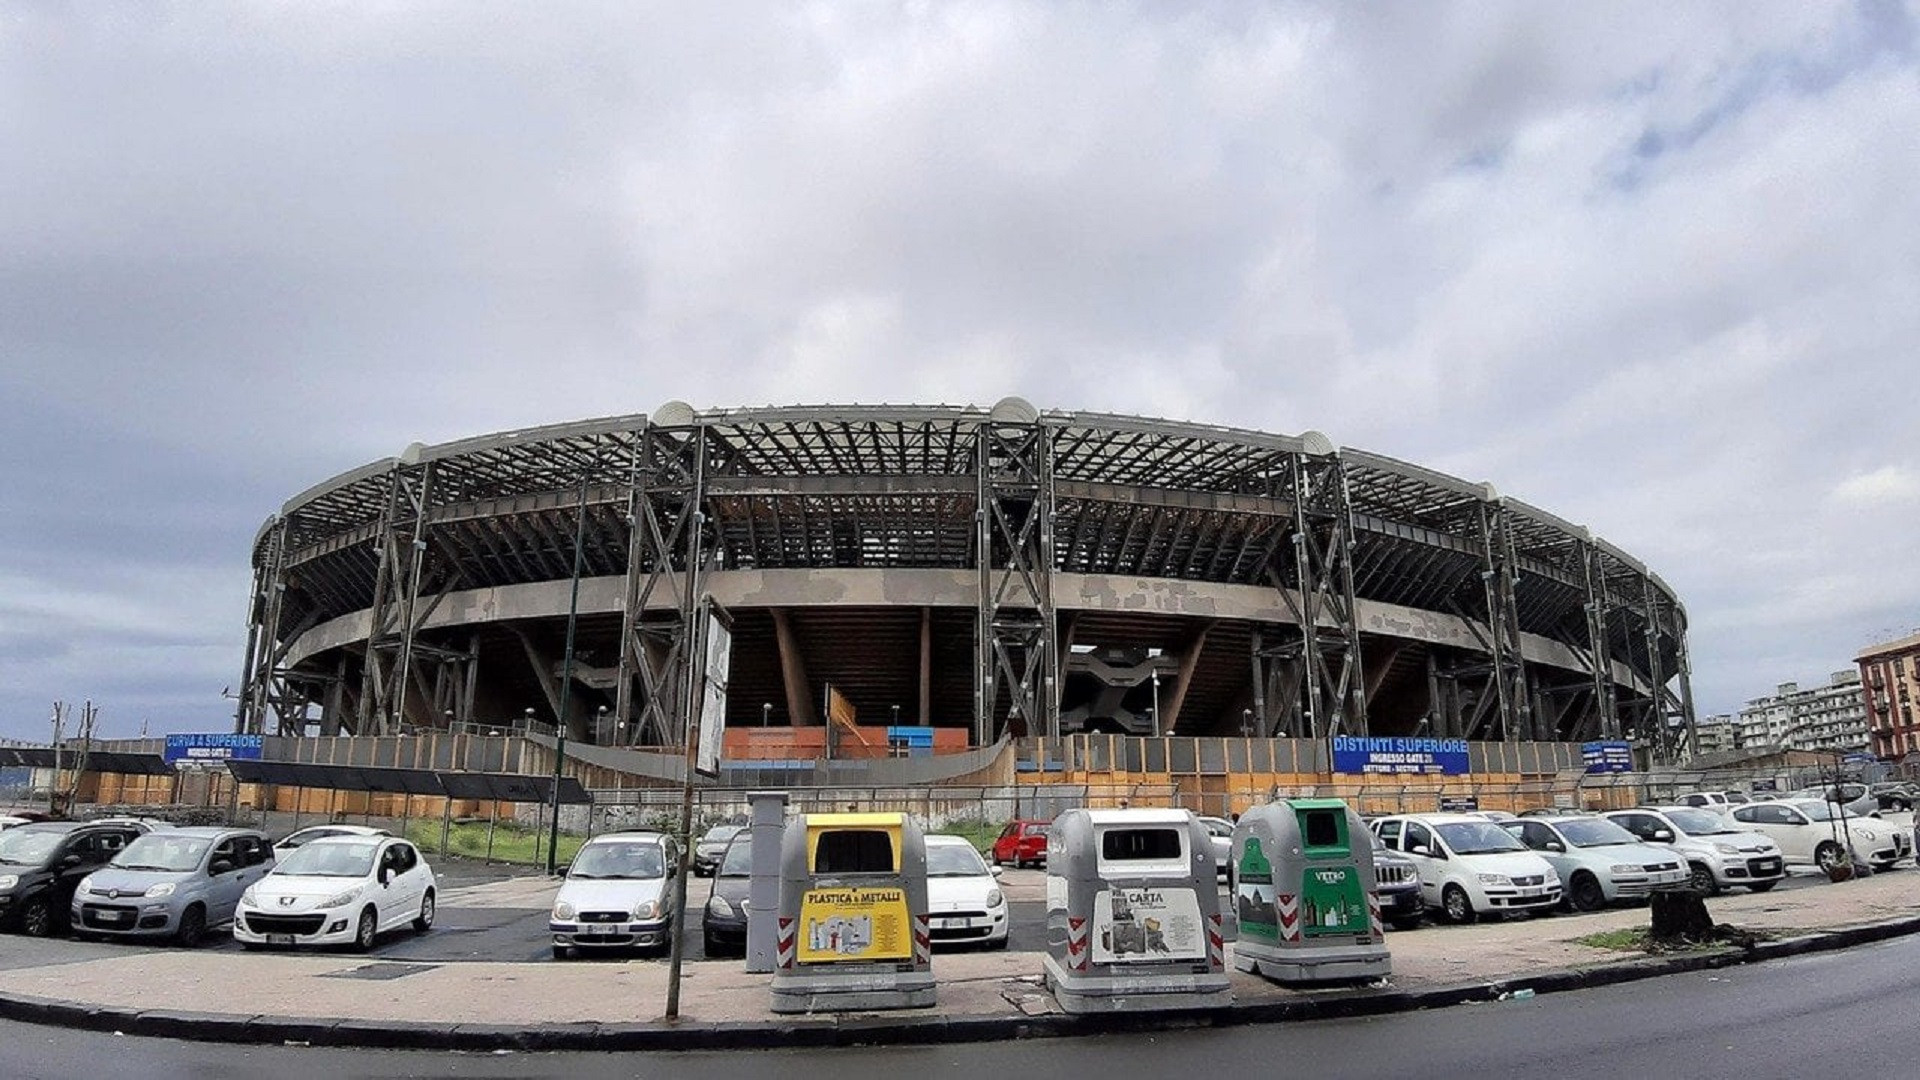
[237,400,1695,759]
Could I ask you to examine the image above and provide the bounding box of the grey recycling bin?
[1231,798,1390,983]
[1042,808,1231,1014]
[769,811,935,1013]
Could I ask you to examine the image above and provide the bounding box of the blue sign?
[1581,740,1634,774]
[1332,736,1470,776]
[164,733,264,764]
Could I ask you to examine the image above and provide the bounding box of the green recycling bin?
[1231,799,1390,983]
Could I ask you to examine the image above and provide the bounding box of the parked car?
[0,816,29,830]
[923,834,1009,949]
[1674,792,1738,815]
[547,831,678,959]
[1370,813,1561,923]
[1497,816,1687,911]
[990,820,1050,869]
[1869,782,1916,811]
[701,833,752,958]
[692,824,746,877]
[1603,806,1785,894]
[1369,837,1425,930]
[1786,785,1879,819]
[234,834,436,951]
[1729,799,1911,873]
[1196,816,1234,878]
[0,820,148,937]
[1468,810,1520,822]
[72,827,274,945]
[272,824,390,854]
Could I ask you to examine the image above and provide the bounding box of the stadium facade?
[236,400,1697,759]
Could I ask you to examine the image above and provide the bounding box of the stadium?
[234,399,1698,773]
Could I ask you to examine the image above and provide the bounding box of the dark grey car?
[701,834,752,958]
[73,827,274,945]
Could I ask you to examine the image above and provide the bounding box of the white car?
[1371,814,1561,923]
[1196,816,1234,878]
[549,831,678,959]
[1498,816,1687,910]
[234,835,435,951]
[1603,806,1786,894]
[1730,799,1912,873]
[272,824,390,855]
[923,835,1009,950]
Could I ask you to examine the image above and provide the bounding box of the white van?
[1370,813,1561,923]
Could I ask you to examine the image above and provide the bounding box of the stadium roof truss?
[237,402,1696,760]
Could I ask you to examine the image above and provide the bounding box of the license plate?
[933,917,968,929]
[267,934,294,945]
[101,911,129,922]
[1756,860,1779,871]
[1517,887,1545,897]
[585,923,618,936]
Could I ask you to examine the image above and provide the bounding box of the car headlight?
[77,876,97,895]
[1713,842,1741,854]
[1477,873,1510,886]
[319,889,360,909]
[986,888,1004,907]
[1609,864,1640,874]
[147,883,176,899]
[634,900,660,921]
[240,885,258,906]
[705,895,731,917]
[553,901,576,920]
[0,874,18,891]
[1543,870,1560,885]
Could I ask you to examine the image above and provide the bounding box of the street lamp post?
[548,453,594,876]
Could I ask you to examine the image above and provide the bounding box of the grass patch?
[406,820,589,868]
[1575,928,1653,952]
[929,818,1007,855]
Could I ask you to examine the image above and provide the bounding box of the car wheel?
[352,907,378,952]
[1388,916,1423,932]
[703,930,720,957]
[1814,841,1844,874]
[988,934,1010,951]
[17,897,54,938]
[174,904,207,948]
[552,944,571,960]
[1441,884,1474,924]
[1747,880,1778,893]
[413,889,435,933]
[1567,873,1606,912]
[1687,862,1719,896]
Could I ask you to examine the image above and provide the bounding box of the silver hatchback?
[72,827,274,945]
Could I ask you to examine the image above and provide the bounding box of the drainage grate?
[322,962,439,981]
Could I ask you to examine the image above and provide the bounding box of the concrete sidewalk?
[3,870,1917,1050]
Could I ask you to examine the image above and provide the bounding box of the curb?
[6,914,1919,1051]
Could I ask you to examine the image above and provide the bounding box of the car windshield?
[718,837,754,876]
[700,825,744,847]
[278,828,354,849]
[273,840,379,877]
[1434,822,1525,855]
[926,843,989,877]
[1554,819,1640,848]
[111,834,211,872]
[0,829,64,865]
[1666,809,1737,835]
[571,842,666,879]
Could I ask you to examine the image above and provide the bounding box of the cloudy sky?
[3,2,1917,743]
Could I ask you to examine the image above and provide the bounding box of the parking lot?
[0,840,1889,974]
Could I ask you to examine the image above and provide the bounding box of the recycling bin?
[1231,799,1390,983]
[1042,808,1231,1013]
[769,811,935,1013]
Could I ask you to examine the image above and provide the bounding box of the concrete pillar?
[745,790,789,973]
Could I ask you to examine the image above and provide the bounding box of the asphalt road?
[2,928,1915,1079]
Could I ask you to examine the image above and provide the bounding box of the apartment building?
[1733,672,1870,755]
[1858,631,1920,759]
[1691,713,1738,757]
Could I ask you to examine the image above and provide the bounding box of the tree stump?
[1649,889,1715,944]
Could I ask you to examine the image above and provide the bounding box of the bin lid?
[1082,809,1189,826]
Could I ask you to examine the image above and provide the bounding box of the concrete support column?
[772,609,819,726]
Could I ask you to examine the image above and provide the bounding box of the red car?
[990,820,1051,869]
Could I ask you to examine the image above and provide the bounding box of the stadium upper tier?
[239,400,1694,754]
